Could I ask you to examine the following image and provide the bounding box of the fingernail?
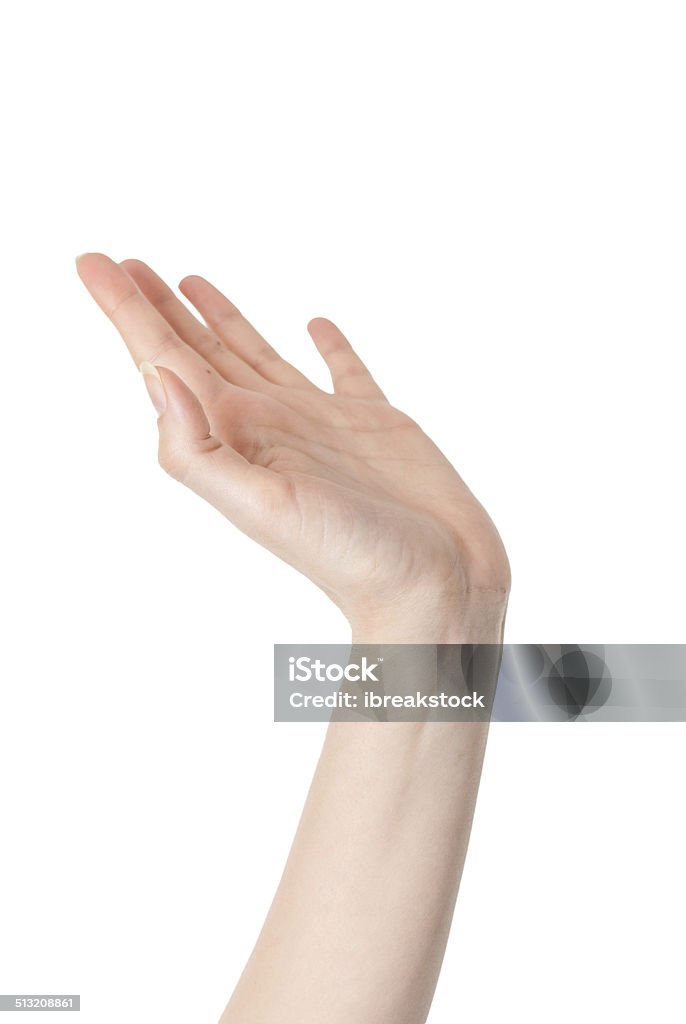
[139,361,167,414]
[75,253,89,264]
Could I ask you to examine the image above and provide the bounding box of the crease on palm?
[76,253,510,612]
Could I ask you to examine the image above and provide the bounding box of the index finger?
[75,253,224,395]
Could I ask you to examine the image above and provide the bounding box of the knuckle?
[213,309,243,330]
[107,290,138,319]
[147,328,179,364]
[157,438,190,482]
[334,366,368,386]
[252,347,280,376]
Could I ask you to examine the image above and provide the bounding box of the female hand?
[77,252,509,1024]
[76,253,509,642]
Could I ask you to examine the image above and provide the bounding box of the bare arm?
[76,252,510,1023]
[222,718,493,1023]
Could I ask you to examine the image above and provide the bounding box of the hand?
[76,253,510,642]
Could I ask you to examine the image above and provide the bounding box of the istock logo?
[288,656,380,683]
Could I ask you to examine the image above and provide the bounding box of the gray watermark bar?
[274,645,686,722]
[0,996,80,1011]
[275,644,500,722]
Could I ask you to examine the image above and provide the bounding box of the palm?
[77,254,508,621]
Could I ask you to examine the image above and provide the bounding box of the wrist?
[348,586,508,645]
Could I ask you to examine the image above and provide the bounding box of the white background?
[1,1,684,1021]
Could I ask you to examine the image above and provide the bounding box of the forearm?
[75,253,511,1024]
[222,722,488,1024]
[221,605,504,1024]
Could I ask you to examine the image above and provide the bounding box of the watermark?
[275,645,686,722]
[0,996,80,1012]
[275,644,500,722]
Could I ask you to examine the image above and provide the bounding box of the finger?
[142,364,290,543]
[120,259,270,393]
[76,253,224,398]
[179,274,318,390]
[306,317,386,399]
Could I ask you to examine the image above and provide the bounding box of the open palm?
[77,254,509,638]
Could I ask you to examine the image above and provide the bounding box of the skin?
[76,252,510,1022]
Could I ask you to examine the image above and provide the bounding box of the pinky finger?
[306,317,386,400]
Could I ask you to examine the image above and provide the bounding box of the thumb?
[139,362,284,537]
[140,361,222,483]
